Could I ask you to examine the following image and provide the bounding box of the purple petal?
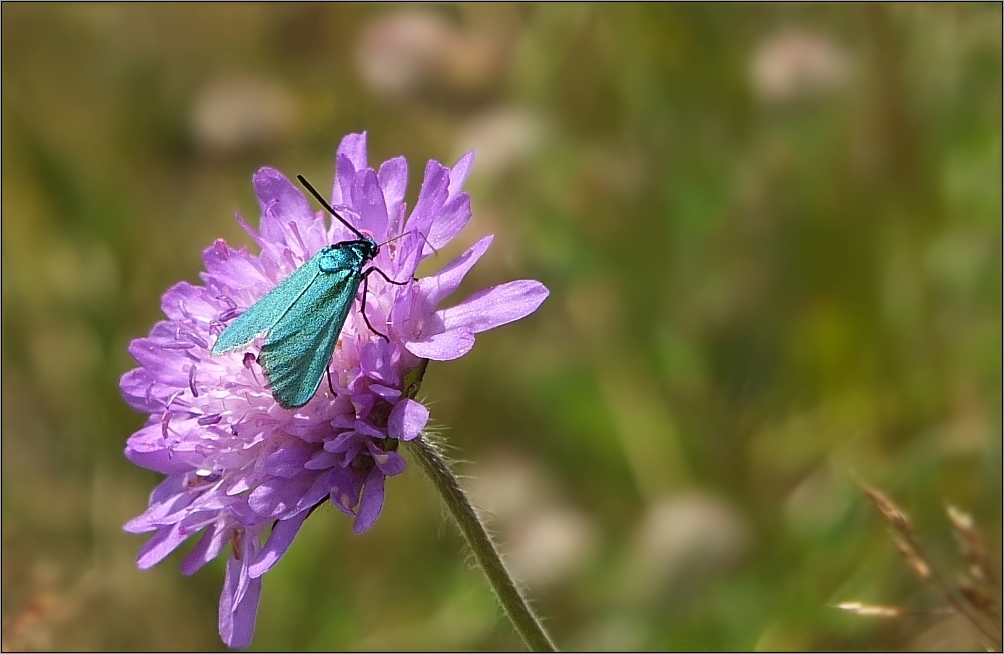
[124,509,166,534]
[136,524,189,569]
[219,554,262,648]
[228,499,262,527]
[181,523,228,576]
[417,235,493,309]
[148,473,188,504]
[323,431,357,453]
[392,231,428,290]
[119,368,160,413]
[331,133,368,206]
[125,422,200,475]
[160,282,218,323]
[296,470,338,514]
[368,384,401,401]
[354,467,386,533]
[253,168,315,251]
[235,210,267,249]
[425,192,472,253]
[378,156,408,223]
[331,154,361,241]
[404,329,475,361]
[305,449,339,470]
[330,468,364,516]
[248,511,309,578]
[125,439,194,476]
[369,447,407,476]
[353,421,384,440]
[263,442,312,478]
[128,336,192,388]
[440,280,549,334]
[128,489,207,533]
[248,474,314,518]
[200,239,271,298]
[404,160,450,242]
[338,133,369,175]
[184,487,233,516]
[388,399,428,441]
[448,151,475,199]
[353,168,390,240]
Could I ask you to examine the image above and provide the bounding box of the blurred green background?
[2,4,1001,651]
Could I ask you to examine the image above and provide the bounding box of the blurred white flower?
[455,109,547,180]
[466,452,555,521]
[506,507,598,589]
[190,75,299,153]
[622,492,751,602]
[355,10,508,108]
[750,29,849,104]
[467,453,598,589]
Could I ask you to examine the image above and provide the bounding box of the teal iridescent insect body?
[210,176,404,409]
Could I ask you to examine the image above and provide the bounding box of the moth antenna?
[375,230,439,256]
[376,232,410,248]
[417,230,439,256]
[297,174,367,241]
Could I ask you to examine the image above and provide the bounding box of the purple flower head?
[121,133,548,648]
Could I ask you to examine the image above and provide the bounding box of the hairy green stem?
[402,360,558,652]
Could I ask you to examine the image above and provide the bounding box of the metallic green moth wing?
[257,262,363,409]
[210,253,323,356]
[211,240,378,409]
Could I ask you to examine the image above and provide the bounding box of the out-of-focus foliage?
[2,4,1000,651]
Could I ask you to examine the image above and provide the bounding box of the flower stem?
[402,360,558,652]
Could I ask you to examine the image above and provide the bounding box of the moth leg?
[359,269,390,342]
[326,366,336,397]
[368,266,410,286]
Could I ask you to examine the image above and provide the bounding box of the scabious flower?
[121,133,549,647]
